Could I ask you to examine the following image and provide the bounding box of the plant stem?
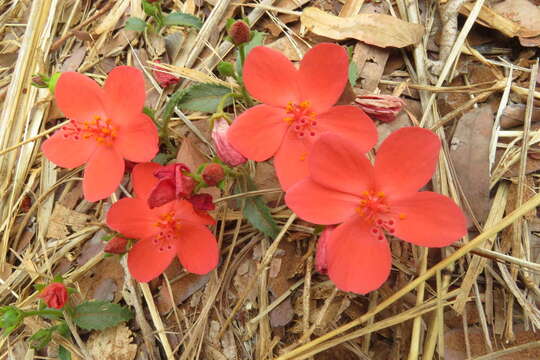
[24,309,63,317]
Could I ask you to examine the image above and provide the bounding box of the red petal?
[115,114,159,162]
[274,130,311,190]
[177,222,219,274]
[41,130,96,168]
[132,162,161,201]
[228,105,288,161]
[55,72,107,122]
[309,133,375,195]
[374,127,441,198]
[103,66,146,126]
[174,200,215,226]
[298,43,348,113]
[83,147,124,201]
[391,191,466,247]
[316,105,377,153]
[285,179,358,225]
[128,239,175,282]
[326,217,392,294]
[106,197,159,239]
[243,46,299,107]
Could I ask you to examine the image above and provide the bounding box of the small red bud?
[104,236,128,254]
[38,283,68,309]
[228,21,251,45]
[202,163,225,186]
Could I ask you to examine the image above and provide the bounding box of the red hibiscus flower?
[106,163,219,282]
[42,66,159,202]
[285,128,467,294]
[38,283,68,309]
[227,43,377,190]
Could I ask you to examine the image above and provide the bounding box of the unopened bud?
[354,94,405,123]
[202,163,225,186]
[212,118,247,167]
[217,61,235,77]
[104,236,128,254]
[315,226,335,274]
[228,20,251,45]
[38,283,68,309]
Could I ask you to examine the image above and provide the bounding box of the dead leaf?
[78,257,125,302]
[266,37,308,61]
[87,325,138,360]
[500,104,540,129]
[492,0,540,38]
[300,7,424,48]
[450,106,493,224]
[46,204,90,239]
[156,272,210,313]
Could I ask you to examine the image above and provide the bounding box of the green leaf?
[164,12,203,29]
[236,31,265,75]
[125,17,147,32]
[348,62,359,87]
[72,301,132,331]
[142,1,159,17]
[58,345,71,360]
[29,328,53,350]
[237,177,279,239]
[177,83,233,113]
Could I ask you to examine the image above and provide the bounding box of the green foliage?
[163,12,203,29]
[217,61,235,77]
[348,62,359,87]
[236,177,279,239]
[125,17,147,32]
[177,83,233,113]
[142,1,160,17]
[0,307,23,336]
[29,328,53,349]
[72,301,132,331]
[58,345,71,360]
[235,31,265,75]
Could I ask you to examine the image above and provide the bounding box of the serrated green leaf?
[236,31,265,75]
[142,1,159,17]
[58,345,71,360]
[177,83,232,113]
[72,301,132,331]
[125,17,147,32]
[237,177,279,239]
[29,328,53,350]
[164,12,203,29]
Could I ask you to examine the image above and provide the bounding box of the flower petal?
[316,105,377,153]
[228,105,289,161]
[309,133,375,195]
[177,222,219,274]
[243,46,299,107]
[298,43,348,113]
[273,130,311,190]
[391,191,466,247]
[41,130,96,168]
[285,179,358,224]
[174,200,215,226]
[83,146,125,201]
[128,239,175,282]
[115,114,159,162]
[103,66,146,126]
[326,217,392,294]
[55,72,107,122]
[132,162,161,201]
[106,197,159,239]
[374,127,441,198]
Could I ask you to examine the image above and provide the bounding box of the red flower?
[38,283,68,309]
[107,163,219,282]
[152,60,180,88]
[227,43,377,190]
[285,128,467,294]
[211,118,247,167]
[147,163,195,209]
[42,66,159,202]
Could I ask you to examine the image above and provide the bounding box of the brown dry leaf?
[156,272,210,313]
[254,162,281,204]
[46,203,90,239]
[492,0,540,38]
[450,105,493,223]
[78,257,125,302]
[87,324,138,360]
[500,104,540,129]
[266,37,308,61]
[176,136,208,172]
[60,45,86,72]
[300,7,424,48]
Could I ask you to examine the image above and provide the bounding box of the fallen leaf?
[78,257,125,302]
[46,203,90,239]
[492,0,540,38]
[500,104,540,129]
[156,272,210,313]
[300,7,424,48]
[60,44,86,72]
[87,324,138,360]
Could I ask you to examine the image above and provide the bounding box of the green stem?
[236,44,254,107]
[24,309,64,318]
[160,88,187,154]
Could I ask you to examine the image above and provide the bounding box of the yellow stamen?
[399,213,407,220]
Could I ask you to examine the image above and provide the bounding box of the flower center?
[355,190,406,241]
[61,115,118,146]
[283,101,318,139]
[151,211,182,252]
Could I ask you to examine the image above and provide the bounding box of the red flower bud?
[228,20,251,45]
[148,163,195,208]
[104,236,128,254]
[152,60,180,88]
[354,94,405,123]
[212,118,247,167]
[38,283,68,309]
[188,193,215,211]
[315,226,335,274]
[202,163,225,186]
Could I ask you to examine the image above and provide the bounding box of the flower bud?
[354,94,405,123]
[217,61,235,77]
[212,118,247,167]
[202,163,225,186]
[315,226,335,274]
[228,20,251,45]
[152,60,180,88]
[104,236,128,254]
[38,283,68,309]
